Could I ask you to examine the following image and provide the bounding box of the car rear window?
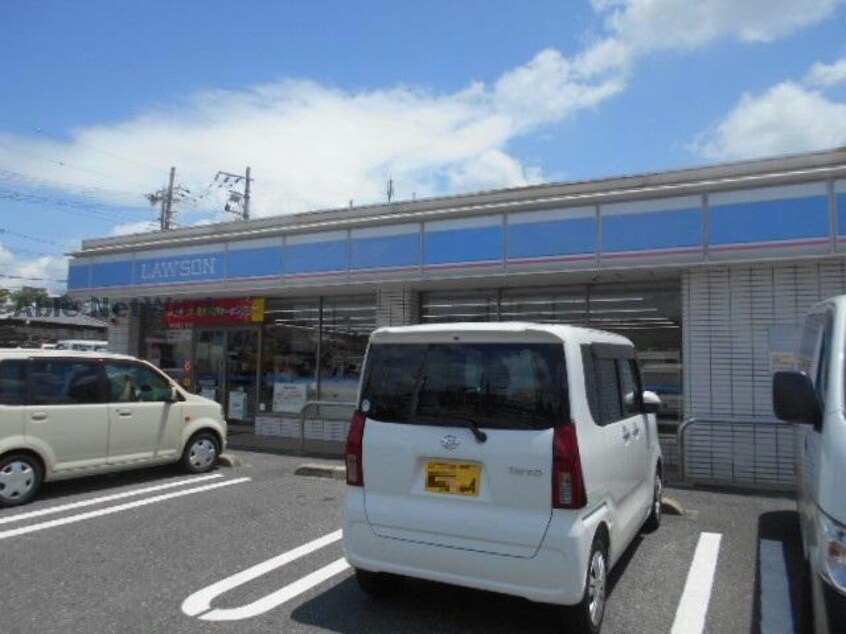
[360,342,567,430]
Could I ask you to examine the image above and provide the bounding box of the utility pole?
[146,166,187,231]
[244,166,251,220]
[215,167,251,220]
[163,166,176,230]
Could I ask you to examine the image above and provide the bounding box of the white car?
[0,350,227,507]
[343,323,662,633]
[773,296,846,634]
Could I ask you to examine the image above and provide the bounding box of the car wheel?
[181,432,219,474]
[355,568,405,600]
[643,469,663,533]
[0,453,43,508]
[565,537,608,634]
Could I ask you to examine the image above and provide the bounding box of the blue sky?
[0,0,844,291]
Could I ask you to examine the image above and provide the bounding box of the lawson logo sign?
[136,253,225,285]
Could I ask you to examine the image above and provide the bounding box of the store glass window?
[319,296,376,404]
[500,287,588,324]
[260,299,320,414]
[588,283,682,423]
[140,304,193,387]
[420,280,682,424]
[420,291,499,323]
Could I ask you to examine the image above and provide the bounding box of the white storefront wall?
[682,260,846,488]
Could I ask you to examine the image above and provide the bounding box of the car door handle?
[30,411,47,421]
[632,425,640,439]
[116,409,133,417]
[622,426,631,442]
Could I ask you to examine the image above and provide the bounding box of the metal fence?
[678,418,797,490]
[298,401,357,451]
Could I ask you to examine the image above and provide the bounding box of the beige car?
[0,350,228,507]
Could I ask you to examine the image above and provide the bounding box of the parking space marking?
[759,539,795,633]
[199,559,350,621]
[0,477,251,540]
[182,529,344,621]
[0,474,224,526]
[671,532,722,634]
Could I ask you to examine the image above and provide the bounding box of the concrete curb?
[295,463,346,481]
[662,496,685,516]
[218,453,243,468]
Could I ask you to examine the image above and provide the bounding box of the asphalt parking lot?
[0,451,810,633]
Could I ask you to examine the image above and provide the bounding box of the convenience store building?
[68,147,846,488]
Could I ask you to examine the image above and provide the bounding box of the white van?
[0,350,227,507]
[343,323,663,633]
[773,296,846,633]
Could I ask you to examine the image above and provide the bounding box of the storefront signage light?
[164,298,265,328]
[139,257,218,281]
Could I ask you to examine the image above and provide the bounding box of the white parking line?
[199,559,350,621]
[671,532,723,634]
[0,474,224,526]
[182,529,344,621]
[0,477,251,540]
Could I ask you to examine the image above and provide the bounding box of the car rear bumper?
[343,489,606,605]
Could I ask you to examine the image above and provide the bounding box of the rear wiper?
[421,411,487,443]
[460,416,488,444]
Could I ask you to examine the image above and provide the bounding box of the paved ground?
[0,450,810,633]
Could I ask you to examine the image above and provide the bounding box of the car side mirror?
[641,390,661,415]
[165,386,180,403]
[773,371,821,428]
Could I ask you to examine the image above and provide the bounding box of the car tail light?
[552,423,587,509]
[346,410,366,486]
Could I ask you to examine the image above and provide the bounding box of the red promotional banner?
[164,298,265,328]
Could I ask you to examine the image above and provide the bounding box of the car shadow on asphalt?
[291,535,650,634]
[750,510,811,634]
[291,574,561,633]
[606,533,644,599]
[32,463,220,503]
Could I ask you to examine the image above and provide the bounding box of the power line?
[0,187,147,223]
[214,167,252,220]
[0,227,76,248]
[0,273,67,283]
[0,244,64,258]
[29,126,164,172]
[0,167,147,201]
[0,135,163,184]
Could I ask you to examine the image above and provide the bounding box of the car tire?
[565,537,608,634]
[181,432,220,474]
[355,568,405,599]
[0,453,43,508]
[643,469,662,533]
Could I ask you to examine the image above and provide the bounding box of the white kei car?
[343,323,663,633]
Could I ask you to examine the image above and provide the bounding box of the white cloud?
[0,242,68,293]
[111,221,158,236]
[0,0,839,227]
[806,57,846,86]
[595,0,840,53]
[691,81,846,160]
[0,50,627,219]
[494,49,627,129]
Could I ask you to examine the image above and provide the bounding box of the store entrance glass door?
[194,328,259,423]
[195,330,225,403]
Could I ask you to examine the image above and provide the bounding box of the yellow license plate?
[425,462,481,497]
